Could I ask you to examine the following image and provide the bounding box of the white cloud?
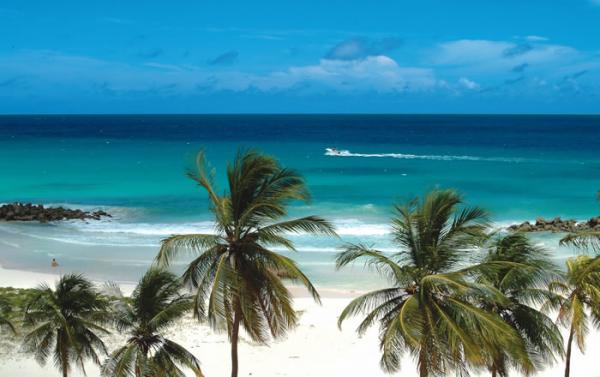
[223,55,438,93]
[0,51,439,96]
[458,77,480,90]
[324,37,403,61]
[525,35,548,42]
[433,40,513,65]
[1,45,595,101]
[431,39,579,74]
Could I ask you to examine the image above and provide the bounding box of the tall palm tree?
[0,297,16,335]
[336,189,527,377]
[547,255,600,377]
[102,268,203,377]
[155,150,337,377]
[477,233,564,376]
[23,274,111,377]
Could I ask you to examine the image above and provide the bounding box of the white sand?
[1,265,599,377]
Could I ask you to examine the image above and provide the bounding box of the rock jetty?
[0,203,110,223]
[508,216,600,233]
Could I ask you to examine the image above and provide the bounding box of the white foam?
[332,219,391,236]
[0,240,20,248]
[62,220,217,237]
[64,217,392,237]
[325,149,529,163]
[2,210,563,252]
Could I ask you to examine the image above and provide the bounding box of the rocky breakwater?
[508,216,600,233]
[0,203,111,223]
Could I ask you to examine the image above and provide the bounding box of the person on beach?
[51,258,59,268]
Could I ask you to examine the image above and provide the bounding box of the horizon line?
[1,113,600,117]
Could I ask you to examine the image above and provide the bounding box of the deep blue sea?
[0,115,599,289]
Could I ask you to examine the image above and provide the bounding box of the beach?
[0,263,599,377]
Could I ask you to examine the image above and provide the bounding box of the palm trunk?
[418,346,428,377]
[565,325,575,377]
[136,352,146,377]
[231,306,241,377]
[60,331,68,377]
[491,366,497,377]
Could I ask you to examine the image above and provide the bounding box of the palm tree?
[547,255,600,377]
[0,297,16,335]
[22,274,111,377]
[477,233,564,376]
[155,150,337,377]
[336,189,526,377]
[102,268,203,377]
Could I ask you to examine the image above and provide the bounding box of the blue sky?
[1,0,600,113]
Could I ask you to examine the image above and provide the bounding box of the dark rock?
[0,203,110,223]
[509,215,600,233]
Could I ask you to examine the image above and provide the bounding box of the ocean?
[0,114,599,289]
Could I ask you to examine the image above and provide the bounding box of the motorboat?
[325,147,350,156]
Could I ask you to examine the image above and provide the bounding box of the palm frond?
[337,288,404,329]
[259,216,337,237]
[560,230,600,253]
[156,234,223,267]
[336,244,414,285]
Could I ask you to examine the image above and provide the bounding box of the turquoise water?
[0,115,598,288]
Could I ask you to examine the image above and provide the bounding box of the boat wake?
[324,148,528,163]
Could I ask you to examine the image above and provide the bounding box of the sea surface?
[0,115,599,289]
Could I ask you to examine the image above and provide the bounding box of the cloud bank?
[0,35,597,112]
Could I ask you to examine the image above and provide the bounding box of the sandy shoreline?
[1,264,599,377]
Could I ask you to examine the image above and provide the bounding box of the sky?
[1,0,600,114]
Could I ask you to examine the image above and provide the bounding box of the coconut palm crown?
[102,268,203,377]
[336,189,528,377]
[477,233,564,376]
[155,150,337,377]
[22,274,111,377]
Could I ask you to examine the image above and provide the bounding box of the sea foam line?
[325,149,530,163]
